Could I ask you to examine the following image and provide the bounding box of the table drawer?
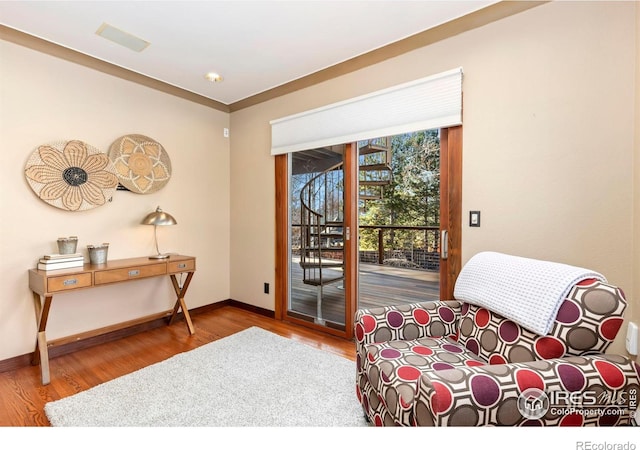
[95,264,167,285]
[168,259,195,274]
[47,272,93,292]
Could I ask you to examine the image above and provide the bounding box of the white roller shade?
[270,67,462,155]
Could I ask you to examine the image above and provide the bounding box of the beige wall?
[230,1,637,355]
[0,40,231,360]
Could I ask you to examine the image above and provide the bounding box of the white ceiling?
[0,1,497,105]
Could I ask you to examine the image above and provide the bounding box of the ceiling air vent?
[96,23,150,52]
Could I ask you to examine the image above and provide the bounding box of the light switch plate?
[469,211,481,227]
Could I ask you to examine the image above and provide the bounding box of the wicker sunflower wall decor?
[24,140,119,211]
[108,134,172,194]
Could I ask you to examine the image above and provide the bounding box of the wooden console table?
[28,255,196,385]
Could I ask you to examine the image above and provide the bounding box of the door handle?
[441,230,448,260]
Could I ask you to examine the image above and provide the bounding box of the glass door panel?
[288,146,346,329]
[357,131,442,310]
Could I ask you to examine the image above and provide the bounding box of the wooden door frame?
[274,154,287,322]
[439,125,463,300]
[342,142,358,338]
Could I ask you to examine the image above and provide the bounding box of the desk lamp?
[141,206,177,259]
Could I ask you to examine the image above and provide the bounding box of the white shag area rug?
[45,327,368,427]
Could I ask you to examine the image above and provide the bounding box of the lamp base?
[149,254,170,259]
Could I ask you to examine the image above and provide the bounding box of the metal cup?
[87,243,109,264]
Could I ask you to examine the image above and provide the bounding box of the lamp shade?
[141,206,177,226]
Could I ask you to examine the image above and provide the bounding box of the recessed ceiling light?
[205,72,223,83]
[96,23,150,52]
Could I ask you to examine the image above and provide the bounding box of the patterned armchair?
[355,255,640,427]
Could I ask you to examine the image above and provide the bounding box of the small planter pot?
[57,236,78,254]
[87,243,109,264]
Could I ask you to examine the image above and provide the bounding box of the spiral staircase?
[298,137,392,324]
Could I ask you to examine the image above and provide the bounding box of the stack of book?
[37,253,85,271]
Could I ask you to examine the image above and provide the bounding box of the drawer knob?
[128,269,140,277]
[178,263,187,269]
[63,278,78,286]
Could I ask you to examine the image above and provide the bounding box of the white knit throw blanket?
[453,252,606,336]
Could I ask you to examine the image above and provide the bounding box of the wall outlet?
[626,322,638,355]
[223,127,229,138]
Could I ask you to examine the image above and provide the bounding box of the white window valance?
[270,67,462,155]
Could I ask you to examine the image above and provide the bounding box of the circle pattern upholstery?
[414,355,640,426]
[456,279,627,363]
[355,279,633,426]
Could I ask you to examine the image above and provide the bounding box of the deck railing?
[359,225,440,270]
[292,224,440,271]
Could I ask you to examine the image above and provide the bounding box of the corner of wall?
[632,0,640,362]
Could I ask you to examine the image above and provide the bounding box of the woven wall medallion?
[24,140,119,211]
[108,134,171,194]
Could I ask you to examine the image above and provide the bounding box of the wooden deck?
[289,260,439,327]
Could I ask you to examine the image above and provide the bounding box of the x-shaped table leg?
[32,292,53,385]
[168,271,195,335]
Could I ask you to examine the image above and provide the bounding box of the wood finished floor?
[0,305,357,427]
[291,261,439,325]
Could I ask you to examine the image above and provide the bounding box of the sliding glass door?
[275,128,461,339]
